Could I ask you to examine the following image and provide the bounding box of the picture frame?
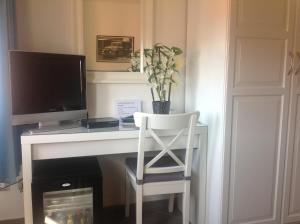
[96,35,134,63]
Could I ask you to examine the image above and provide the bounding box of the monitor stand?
[29,120,81,134]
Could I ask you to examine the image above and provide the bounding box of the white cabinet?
[186,0,300,223]
[226,0,293,223]
[282,1,300,223]
[227,0,300,223]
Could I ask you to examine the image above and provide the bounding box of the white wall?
[153,0,187,114]
[0,185,24,221]
[84,0,140,71]
[1,1,82,220]
[15,0,187,117]
[185,0,229,223]
[87,0,188,119]
[1,0,188,220]
[87,0,188,207]
[16,0,84,54]
[5,1,83,219]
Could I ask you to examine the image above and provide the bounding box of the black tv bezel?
[9,50,87,116]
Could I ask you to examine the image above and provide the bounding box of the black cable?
[0,178,23,190]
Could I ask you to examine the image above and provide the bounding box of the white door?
[225,0,295,223]
[282,1,300,223]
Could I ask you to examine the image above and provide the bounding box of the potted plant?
[129,43,183,114]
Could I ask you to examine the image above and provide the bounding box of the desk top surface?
[24,125,139,135]
[21,124,207,145]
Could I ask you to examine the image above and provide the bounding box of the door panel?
[234,38,287,88]
[237,0,289,31]
[228,96,284,224]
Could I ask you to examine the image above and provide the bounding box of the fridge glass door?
[43,187,93,224]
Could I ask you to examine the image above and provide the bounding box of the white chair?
[125,112,199,224]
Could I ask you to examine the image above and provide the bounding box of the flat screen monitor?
[10,51,87,125]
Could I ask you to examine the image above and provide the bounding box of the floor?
[0,200,182,224]
[102,200,182,224]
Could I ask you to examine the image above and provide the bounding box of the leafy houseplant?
[129,43,183,114]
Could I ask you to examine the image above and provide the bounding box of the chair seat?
[125,156,185,184]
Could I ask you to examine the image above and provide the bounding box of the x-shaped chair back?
[133,112,199,181]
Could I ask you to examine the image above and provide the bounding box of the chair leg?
[136,185,143,224]
[125,171,130,217]
[182,181,191,224]
[168,194,175,213]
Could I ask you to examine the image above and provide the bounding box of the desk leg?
[191,132,208,224]
[22,144,33,224]
[198,132,208,224]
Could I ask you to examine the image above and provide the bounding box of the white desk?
[21,124,207,224]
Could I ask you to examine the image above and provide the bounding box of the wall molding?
[86,70,148,84]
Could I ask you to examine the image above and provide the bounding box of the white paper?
[116,100,142,119]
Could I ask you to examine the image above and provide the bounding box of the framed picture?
[96,35,134,63]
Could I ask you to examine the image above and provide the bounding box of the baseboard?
[0,219,24,224]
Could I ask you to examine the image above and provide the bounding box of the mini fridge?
[31,157,103,224]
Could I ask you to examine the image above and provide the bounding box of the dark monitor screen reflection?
[10,51,87,129]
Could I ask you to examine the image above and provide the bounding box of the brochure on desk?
[116,100,141,127]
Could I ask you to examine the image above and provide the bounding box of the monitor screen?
[10,51,86,116]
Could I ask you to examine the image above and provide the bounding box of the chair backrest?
[133,111,199,181]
